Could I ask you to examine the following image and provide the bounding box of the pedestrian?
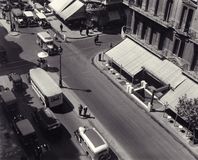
[79,26,83,35]
[83,106,88,117]
[63,34,67,42]
[12,23,16,31]
[60,23,63,32]
[94,35,99,45]
[78,104,83,116]
[86,27,89,36]
[110,42,113,48]
[2,11,5,19]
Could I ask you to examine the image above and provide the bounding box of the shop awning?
[59,0,84,20]
[48,0,74,14]
[105,38,198,111]
[108,10,120,21]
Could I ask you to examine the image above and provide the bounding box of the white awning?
[23,11,34,17]
[108,10,120,21]
[105,38,198,111]
[59,0,84,20]
[48,0,74,13]
[36,12,46,19]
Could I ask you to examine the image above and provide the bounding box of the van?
[36,32,59,55]
[74,126,111,160]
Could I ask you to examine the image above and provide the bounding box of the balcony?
[123,0,175,29]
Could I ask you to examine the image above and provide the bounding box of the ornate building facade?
[123,0,198,71]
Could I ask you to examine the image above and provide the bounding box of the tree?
[176,94,198,143]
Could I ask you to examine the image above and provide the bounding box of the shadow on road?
[51,95,74,114]
[109,148,119,160]
[47,66,59,72]
[62,86,92,93]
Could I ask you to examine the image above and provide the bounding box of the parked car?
[32,107,61,133]
[12,115,38,148]
[0,89,18,119]
[8,73,23,90]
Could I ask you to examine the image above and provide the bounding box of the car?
[12,115,38,148]
[32,107,61,133]
[0,89,18,119]
[40,19,51,29]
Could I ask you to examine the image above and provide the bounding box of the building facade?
[123,0,198,71]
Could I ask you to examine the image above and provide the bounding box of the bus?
[29,68,63,108]
[74,126,111,160]
[36,31,59,55]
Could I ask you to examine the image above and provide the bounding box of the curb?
[92,53,198,160]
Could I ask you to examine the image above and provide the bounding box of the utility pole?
[58,46,63,87]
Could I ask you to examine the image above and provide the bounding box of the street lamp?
[58,45,63,87]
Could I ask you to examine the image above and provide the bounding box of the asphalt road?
[48,35,197,160]
[0,23,196,160]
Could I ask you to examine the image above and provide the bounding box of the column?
[154,32,161,49]
[131,10,136,34]
[137,22,143,39]
[149,0,157,15]
[145,27,152,44]
[159,0,167,19]
[141,0,147,10]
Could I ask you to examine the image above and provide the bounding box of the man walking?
[60,23,63,32]
[78,104,83,116]
[94,35,99,45]
[83,106,88,117]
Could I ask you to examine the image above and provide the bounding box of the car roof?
[16,119,35,136]
[0,90,17,105]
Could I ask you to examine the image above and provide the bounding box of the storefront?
[105,37,198,112]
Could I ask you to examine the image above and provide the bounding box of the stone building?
[123,0,198,71]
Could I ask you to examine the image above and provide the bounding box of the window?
[179,6,187,28]
[184,8,193,32]
[154,0,159,16]
[172,38,180,55]
[164,0,173,22]
[145,0,149,11]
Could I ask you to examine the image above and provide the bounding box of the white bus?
[29,68,63,108]
[74,126,111,160]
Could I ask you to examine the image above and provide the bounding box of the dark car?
[12,115,38,148]
[48,43,59,55]
[0,89,18,119]
[24,4,34,11]
[8,73,23,90]
[41,19,51,29]
[33,107,61,133]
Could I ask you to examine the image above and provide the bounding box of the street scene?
[1,0,198,160]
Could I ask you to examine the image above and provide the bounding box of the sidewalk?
[92,52,198,159]
[27,0,102,40]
